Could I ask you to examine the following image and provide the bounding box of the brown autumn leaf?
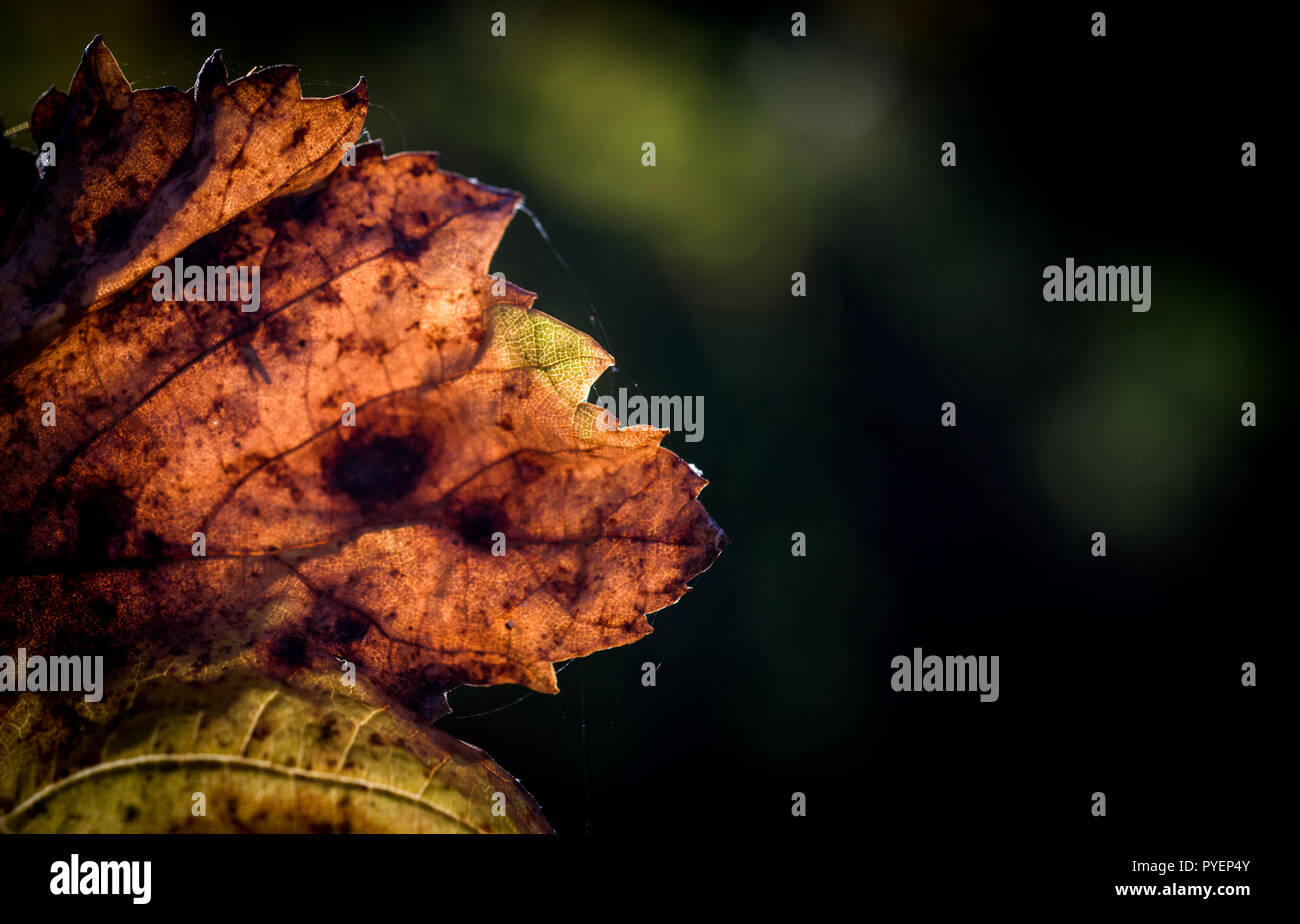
[0,36,367,349]
[0,41,726,733]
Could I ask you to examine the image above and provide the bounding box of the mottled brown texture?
[0,37,367,348]
[0,46,725,731]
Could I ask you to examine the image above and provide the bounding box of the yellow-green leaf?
[0,671,550,833]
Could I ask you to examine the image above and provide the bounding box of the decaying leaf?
[0,37,367,348]
[0,137,726,714]
[0,670,550,833]
[0,40,724,831]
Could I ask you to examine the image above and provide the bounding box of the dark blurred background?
[3,0,1286,871]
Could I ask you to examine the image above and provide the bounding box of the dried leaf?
[0,45,725,731]
[0,37,367,348]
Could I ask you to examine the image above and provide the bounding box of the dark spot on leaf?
[270,632,308,668]
[326,433,433,508]
[547,575,586,610]
[140,530,165,558]
[515,457,546,485]
[456,502,506,549]
[72,484,135,564]
[391,226,431,260]
[332,613,369,644]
